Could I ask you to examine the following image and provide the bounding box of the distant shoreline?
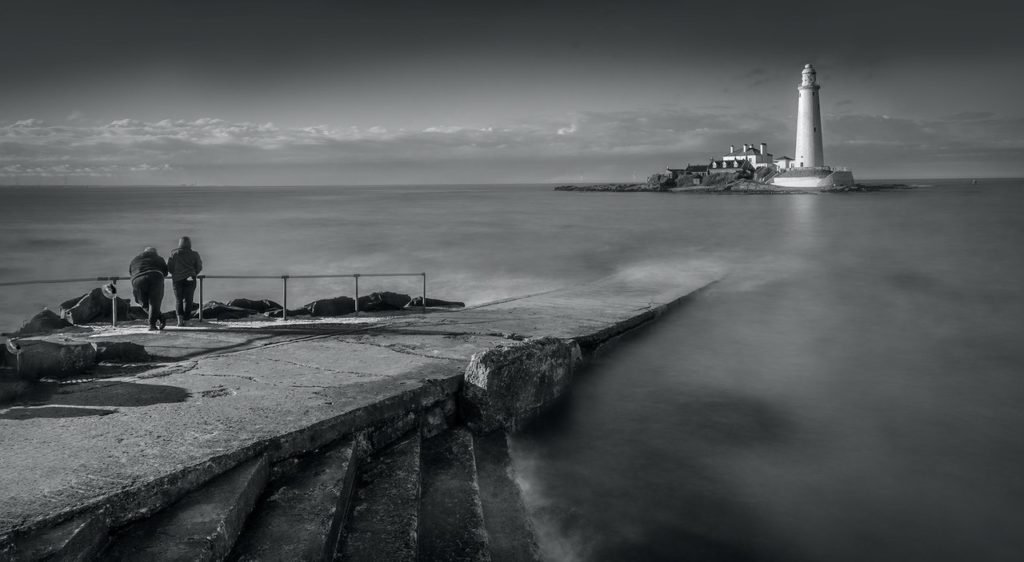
[554,181,915,194]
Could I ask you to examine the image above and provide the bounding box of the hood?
[177,236,192,250]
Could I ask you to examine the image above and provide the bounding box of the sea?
[2,180,1023,561]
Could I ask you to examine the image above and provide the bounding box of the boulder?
[59,287,131,324]
[194,301,255,320]
[127,306,149,321]
[226,298,282,313]
[160,302,200,321]
[357,292,412,312]
[12,309,73,336]
[306,296,355,317]
[7,340,97,381]
[94,341,151,363]
[460,337,582,433]
[264,308,311,318]
[406,297,465,309]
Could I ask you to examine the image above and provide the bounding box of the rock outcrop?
[407,297,465,309]
[94,341,151,363]
[195,301,255,320]
[356,292,411,312]
[264,308,311,318]
[12,309,72,336]
[7,340,97,381]
[227,299,282,313]
[306,296,355,317]
[460,337,582,433]
[59,288,131,324]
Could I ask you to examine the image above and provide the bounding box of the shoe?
[158,318,167,331]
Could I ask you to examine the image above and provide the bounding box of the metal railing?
[0,272,428,327]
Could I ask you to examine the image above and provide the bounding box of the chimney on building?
[729,145,735,154]
[760,142,767,154]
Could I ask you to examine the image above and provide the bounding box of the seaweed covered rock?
[59,287,131,324]
[306,296,355,317]
[264,308,311,318]
[94,341,151,363]
[227,298,282,313]
[7,340,97,381]
[407,297,465,309]
[357,292,411,312]
[194,301,255,320]
[12,309,72,336]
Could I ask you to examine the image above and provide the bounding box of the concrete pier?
[0,269,720,557]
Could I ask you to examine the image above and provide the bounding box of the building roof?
[775,155,794,161]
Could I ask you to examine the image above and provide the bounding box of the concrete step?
[228,438,357,562]
[472,432,540,562]
[418,429,490,562]
[2,513,107,562]
[102,455,269,561]
[337,433,421,562]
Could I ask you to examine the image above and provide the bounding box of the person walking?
[167,236,203,327]
[130,246,169,331]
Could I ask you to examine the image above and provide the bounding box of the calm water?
[2,181,1023,560]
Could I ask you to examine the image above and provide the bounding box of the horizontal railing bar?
[0,276,122,287]
[351,273,426,278]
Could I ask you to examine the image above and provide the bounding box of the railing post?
[111,279,118,328]
[422,272,427,314]
[282,275,288,321]
[354,274,360,317]
[198,275,205,322]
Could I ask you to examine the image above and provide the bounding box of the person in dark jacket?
[167,236,203,327]
[129,246,169,330]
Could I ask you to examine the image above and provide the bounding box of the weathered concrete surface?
[230,439,356,561]
[340,434,421,562]
[102,455,269,561]
[472,431,540,562]
[419,429,490,562]
[0,270,719,548]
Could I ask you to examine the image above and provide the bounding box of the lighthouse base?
[772,168,855,189]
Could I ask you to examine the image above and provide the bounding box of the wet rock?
[357,292,411,312]
[59,287,131,324]
[94,341,151,363]
[406,297,465,309]
[264,308,311,318]
[227,298,282,313]
[8,340,97,381]
[12,309,73,336]
[461,336,582,433]
[195,301,255,320]
[306,296,355,317]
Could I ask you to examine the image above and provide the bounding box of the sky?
[1,0,1023,184]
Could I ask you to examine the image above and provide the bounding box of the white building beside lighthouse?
[772,64,855,188]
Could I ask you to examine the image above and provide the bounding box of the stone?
[59,287,131,325]
[195,301,255,320]
[127,306,149,321]
[12,309,72,336]
[227,298,282,313]
[8,340,97,381]
[263,308,310,318]
[460,336,582,433]
[94,341,151,364]
[418,430,490,562]
[473,431,541,562]
[406,297,464,309]
[306,296,355,317]
[357,292,411,312]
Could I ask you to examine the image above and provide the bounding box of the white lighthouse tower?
[772,64,854,189]
[795,64,824,168]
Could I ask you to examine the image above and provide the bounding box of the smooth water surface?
[2,181,1023,560]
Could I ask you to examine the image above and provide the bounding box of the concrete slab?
[339,434,421,562]
[473,432,540,562]
[102,455,269,561]
[0,271,719,547]
[419,429,490,562]
[230,438,357,562]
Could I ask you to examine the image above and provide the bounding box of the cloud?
[2,109,1022,183]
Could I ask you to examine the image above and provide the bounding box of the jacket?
[168,247,203,282]
[130,250,169,283]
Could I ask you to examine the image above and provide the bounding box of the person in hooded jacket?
[167,236,203,327]
[129,246,169,330]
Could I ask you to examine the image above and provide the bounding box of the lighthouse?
[794,64,824,168]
